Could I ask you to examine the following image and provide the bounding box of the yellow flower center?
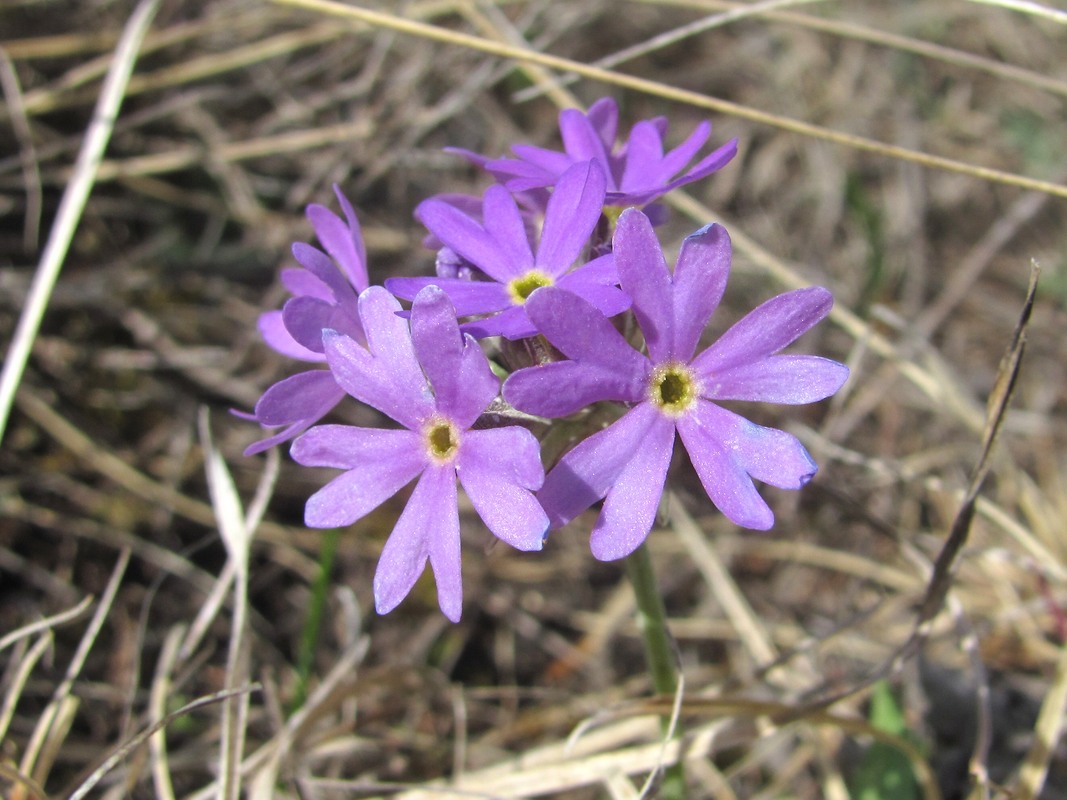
[424,417,460,462]
[649,363,698,416]
[506,269,554,306]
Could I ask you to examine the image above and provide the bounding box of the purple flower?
[503,209,848,561]
[452,97,738,208]
[243,187,370,455]
[291,285,548,621]
[385,161,629,340]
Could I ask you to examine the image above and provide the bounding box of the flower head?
[291,285,548,621]
[453,97,738,209]
[243,186,369,455]
[385,160,628,340]
[503,209,848,560]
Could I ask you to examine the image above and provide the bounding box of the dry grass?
[2,0,1066,798]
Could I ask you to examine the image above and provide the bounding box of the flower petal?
[671,222,731,361]
[523,285,646,372]
[560,107,611,165]
[293,426,424,527]
[482,184,535,269]
[460,305,536,341]
[282,296,333,353]
[702,355,849,404]
[384,276,511,318]
[536,161,607,274]
[677,400,818,530]
[586,97,619,149]
[505,359,644,417]
[280,266,331,301]
[373,467,453,617]
[619,120,665,193]
[416,196,518,283]
[307,190,368,292]
[589,413,675,560]
[376,465,464,621]
[656,120,712,183]
[291,242,350,299]
[323,289,433,428]
[258,309,323,362]
[410,286,498,427]
[458,428,547,551]
[692,286,834,375]
[537,402,660,530]
[613,209,674,363]
[252,369,343,427]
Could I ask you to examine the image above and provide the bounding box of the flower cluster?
[245,97,848,621]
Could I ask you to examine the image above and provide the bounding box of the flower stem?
[625,541,687,799]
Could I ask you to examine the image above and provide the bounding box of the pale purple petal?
[589,413,675,560]
[671,222,731,361]
[537,402,661,530]
[560,107,611,165]
[373,466,451,617]
[416,197,518,283]
[396,465,464,621]
[258,309,323,361]
[660,138,738,193]
[282,296,332,353]
[323,289,433,428]
[410,286,498,427]
[702,355,849,404]
[294,427,425,527]
[677,400,818,530]
[482,185,535,270]
[509,144,572,177]
[655,120,712,183]
[586,97,619,148]
[384,277,511,318]
[691,286,834,375]
[252,370,343,427]
[535,161,606,274]
[613,209,674,363]
[307,191,368,291]
[619,120,665,192]
[504,359,646,417]
[523,285,646,372]
[554,274,631,319]
[291,242,351,299]
[460,305,534,340]
[243,419,315,456]
[280,267,330,301]
[458,428,547,551]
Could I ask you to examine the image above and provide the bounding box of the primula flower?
[503,209,848,561]
[453,97,738,209]
[291,285,548,621]
[243,187,369,455]
[385,160,628,340]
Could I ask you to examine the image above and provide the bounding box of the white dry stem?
[513,0,826,102]
[149,626,185,800]
[0,0,162,442]
[197,408,253,800]
[19,548,129,786]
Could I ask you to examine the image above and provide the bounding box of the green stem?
[625,542,687,799]
[290,526,341,714]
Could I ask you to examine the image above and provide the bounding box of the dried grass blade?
[0,0,162,443]
[268,0,1067,200]
[67,686,260,800]
[19,548,129,788]
[0,596,93,654]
